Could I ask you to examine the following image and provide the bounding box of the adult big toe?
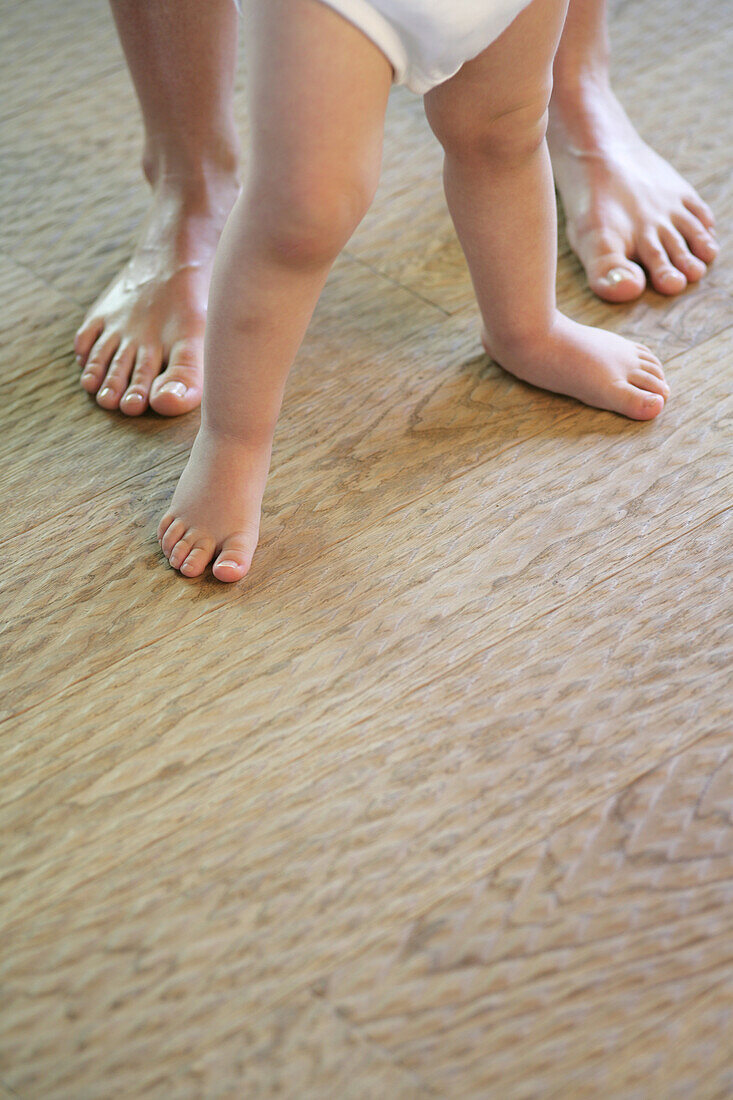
[149,337,204,416]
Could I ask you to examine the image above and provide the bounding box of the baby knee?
[429,89,551,164]
[256,169,377,267]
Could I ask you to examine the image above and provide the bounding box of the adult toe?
[149,336,204,416]
[658,225,706,283]
[683,192,715,231]
[628,367,670,398]
[119,345,163,416]
[574,227,647,302]
[637,229,687,295]
[74,316,105,369]
[96,343,138,410]
[80,331,121,394]
[672,209,718,264]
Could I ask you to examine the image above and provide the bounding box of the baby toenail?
[98,387,112,399]
[124,392,144,404]
[161,382,187,397]
[603,268,631,285]
[217,560,239,569]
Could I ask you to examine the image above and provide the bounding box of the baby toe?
[169,536,194,570]
[157,512,176,544]
[180,542,216,578]
[634,347,666,378]
[628,367,670,398]
[161,518,188,558]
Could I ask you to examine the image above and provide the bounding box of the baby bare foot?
[548,82,717,302]
[158,429,272,582]
[75,178,239,417]
[483,314,669,420]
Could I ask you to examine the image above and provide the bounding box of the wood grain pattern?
[318,731,733,1098]
[1,0,731,1097]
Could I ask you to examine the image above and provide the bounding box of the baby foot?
[548,82,717,302]
[157,429,272,582]
[75,178,239,417]
[483,314,669,420]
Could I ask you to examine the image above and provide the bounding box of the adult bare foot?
[75,173,240,416]
[548,79,718,302]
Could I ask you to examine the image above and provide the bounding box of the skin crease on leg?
[75,0,717,420]
[158,0,669,584]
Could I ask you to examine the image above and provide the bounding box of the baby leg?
[424,0,669,420]
[158,0,392,581]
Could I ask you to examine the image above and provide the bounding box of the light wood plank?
[3,987,430,1099]
[0,0,125,124]
[2,511,729,1094]
[318,731,733,1098]
[2,323,730,721]
[1,2,731,1098]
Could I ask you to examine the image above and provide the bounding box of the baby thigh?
[242,0,393,267]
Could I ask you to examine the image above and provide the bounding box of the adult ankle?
[141,140,241,199]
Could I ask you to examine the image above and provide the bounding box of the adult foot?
[482,313,669,420]
[75,174,240,416]
[548,79,717,302]
[157,428,272,582]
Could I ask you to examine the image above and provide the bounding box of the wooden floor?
[2,1,732,1097]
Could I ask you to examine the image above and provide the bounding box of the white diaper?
[233,0,534,94]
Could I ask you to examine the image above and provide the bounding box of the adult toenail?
[603,268,632,285]
[161,382,187,397]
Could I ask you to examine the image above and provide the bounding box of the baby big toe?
[616,381,665,420]
[212,535,257,583]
